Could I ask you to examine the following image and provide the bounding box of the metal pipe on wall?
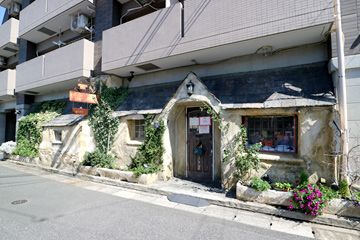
[335,0,349,180]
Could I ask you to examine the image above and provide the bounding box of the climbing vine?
[84,85,127,168]
[32,99,67,114]
[129,116,165,176]
[200,104,261,181]
[13,112,59,157]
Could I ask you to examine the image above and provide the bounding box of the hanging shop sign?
[72,108,89,116]
[69,82,98,116]
[69,91,98,104]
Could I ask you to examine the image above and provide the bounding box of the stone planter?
[236,182,360,219]
[78,166,159,185]
[236,182,292,207]
[326,199,360,219]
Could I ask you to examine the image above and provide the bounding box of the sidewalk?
[4,160,360,232]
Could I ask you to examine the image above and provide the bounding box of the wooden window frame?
[242,115,298,154]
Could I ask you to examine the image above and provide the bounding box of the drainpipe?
[335,0,349,181]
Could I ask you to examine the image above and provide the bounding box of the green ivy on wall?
[84,85,128,169]
[13,112,59,157]
[130,116,165,176]
[32,100,67,114]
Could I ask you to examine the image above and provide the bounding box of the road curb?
[5,160,360,231]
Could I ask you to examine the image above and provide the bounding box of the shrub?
[339,180,351,199]
[274,182,292,191]
[83,150,116,169]
[250,177,271,191]
[289,184,327,216]
[0,141,16,155]
[319,184,339,202]
[353,192,360,207]
[13,112,59,157]
[299,170,309,185]
[32,100,67,114]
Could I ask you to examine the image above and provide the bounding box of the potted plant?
[273,182,292,192]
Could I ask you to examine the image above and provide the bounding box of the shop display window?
[243,116,297,153]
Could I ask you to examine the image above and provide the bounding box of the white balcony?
[16,39,94,94]
[19,0,94,43]
[102,0,334,76]
[0,18,19,58]
[0,69,16,101]
[0,0,21,8]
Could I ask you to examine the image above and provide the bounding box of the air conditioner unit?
[0,57,7,67]
[8,2,21,17]
[71,14,90,33]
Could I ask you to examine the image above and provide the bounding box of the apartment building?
[0,0,357,186]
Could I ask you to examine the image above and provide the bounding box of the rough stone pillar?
[93,0,121,74]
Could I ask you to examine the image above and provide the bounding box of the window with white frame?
[243,116,297,153]
[128,119,145,141]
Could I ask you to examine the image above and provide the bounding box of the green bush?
[274,182,292,191]
[339,180,351,199]
[13,112,59,157]
[83,150,116,169]
[32,100,67,114]
[130,116,165,177]
[319,184,339,202]
[299,170,309,186]
[354,192,360,203]
[250,177,271,191]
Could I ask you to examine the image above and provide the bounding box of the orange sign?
[69,91,98,104]
[72,108,89,116]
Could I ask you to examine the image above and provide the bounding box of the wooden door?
[187,107,213,183]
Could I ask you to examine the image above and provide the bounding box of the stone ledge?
[236,183,360,220]
[79,166,159,185]
[8,156,160,186]
[258,153,304,164]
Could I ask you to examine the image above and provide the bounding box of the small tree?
[227,127,262,181]
[201,104,261,182]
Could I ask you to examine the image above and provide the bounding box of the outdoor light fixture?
[186,80,194,96]
[128,71,135,82]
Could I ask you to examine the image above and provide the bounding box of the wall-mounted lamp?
[15,109,21,115]
[128,71,135,82]
[186,80,195,96]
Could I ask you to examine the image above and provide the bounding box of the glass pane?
[245,116,296,153]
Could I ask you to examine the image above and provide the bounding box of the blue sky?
[0,7,5,23]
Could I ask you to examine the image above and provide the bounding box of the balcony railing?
[0,69,16,100]
[19,0,94,43]
[102,0,334,75]
[16,39,94,93]
[0,18,19,58]
[0,0,21,8]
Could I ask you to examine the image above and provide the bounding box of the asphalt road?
[0,164,310,240]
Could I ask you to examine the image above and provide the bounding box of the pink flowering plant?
[288,184,327,216]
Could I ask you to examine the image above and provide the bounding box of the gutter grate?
[11,199,28,205]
